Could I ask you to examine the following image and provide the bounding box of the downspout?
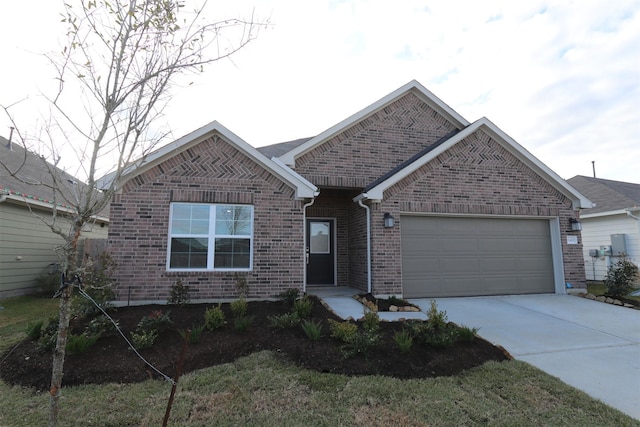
[357,198,372,294]
[0,190,8,203]
[302,197,317,295]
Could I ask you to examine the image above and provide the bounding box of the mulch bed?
[0,296,508,391]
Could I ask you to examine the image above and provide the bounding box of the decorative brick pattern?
[108,134,306,301]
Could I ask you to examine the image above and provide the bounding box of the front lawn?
[0,296,636,426]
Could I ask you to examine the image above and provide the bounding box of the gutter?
[354,194,372,294]
[302,197,317,294]
[625,208,640,221]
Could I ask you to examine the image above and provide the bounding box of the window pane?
[170,237,208,268]
[215,205,252,235]
[310,222,330,254]
[172,204,209,234]
[214,238,250,268]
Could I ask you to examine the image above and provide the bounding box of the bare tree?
[1,1,264,425]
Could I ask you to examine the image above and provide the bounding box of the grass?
[587,281,640,303]
[0,296,638,426]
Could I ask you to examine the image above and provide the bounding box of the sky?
[1,0,639,184]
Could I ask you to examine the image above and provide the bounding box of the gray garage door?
[401,216,555,298]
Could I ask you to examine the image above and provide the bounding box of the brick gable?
[295,92,459,188]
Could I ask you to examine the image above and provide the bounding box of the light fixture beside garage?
[383,212,395,228]
[569,218,582,232]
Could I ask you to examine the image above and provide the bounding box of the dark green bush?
[66,333,99,355]
[230,298,248,318]
[178,324,205,344]
[328,319,358,343]
[292,296,313,319]
[277,288,300,306]
[604,254,639,299]
[137,310,172,334]
[130,330,158,350]
[234,316,254,332]
[301,320,323,342]
[393,329,414,353]
[26,320,44,340]
[167,279,191,306]
[204,303,225,330]
[268,313,300,329]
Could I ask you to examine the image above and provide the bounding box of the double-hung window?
[167,203,253,271]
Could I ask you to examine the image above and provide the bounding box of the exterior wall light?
[569,218,582,232]
[384,212,395,228]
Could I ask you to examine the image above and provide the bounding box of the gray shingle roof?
[0,136,96,212]
[256,137,314,158]
[567,175,640,214]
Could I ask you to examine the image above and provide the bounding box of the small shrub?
[426,300,448,329]
[341,330,379,358]
[277,288,300,306]
[168,279,191,306]
[604,254,639,299]
[230,298,248,318]
[393,329,414,353]
[130,330,158,350]
[456,325,479,342]
[204,303,226,330]
[328,319,358,343]
[73,252,117,317]
[406,319,456,349]
[268,312,300,329]
[234,315,254,332]
[362,310,380,334]
[178,324,205,344]
[301,319,323,342]
[388,295,404,306]
[137,310,172,334]
[235,273,249,298]
[66,333,99,355]
[26,320,44,340]
[292,296,313,319]
[38,317,60,352]
[85,315,119,338]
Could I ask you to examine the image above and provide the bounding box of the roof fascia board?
[99,121,318,200]
[581,208,638,219]
[278,80,470,167]
[361,117,593,209]
[1,193,109,223]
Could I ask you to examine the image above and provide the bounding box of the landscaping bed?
[0,296,508,391]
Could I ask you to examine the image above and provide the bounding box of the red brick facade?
[108,135,306,301]
[107,83,587,301]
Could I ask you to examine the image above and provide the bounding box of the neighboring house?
[566,175,640,281]
[0,137,109,298]
[102,80,591,302]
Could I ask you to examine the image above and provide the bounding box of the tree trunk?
[48,284,73,427]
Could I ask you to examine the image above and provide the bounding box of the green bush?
[604,254,639,299]
[393,329,414,353]
[362,310,380,334]
[178,324,205,344]
[38,317,60,352]
[130,330,158,350]
[26,320,44,340]
[292,296,313,319]
[85,315,119,338]
[230,298,248,318]
[277,288,300,306]
[167,279,191,306]
[301,320,323,342]
[341,330,380,358]
[234,315,254,332]
[137,310,172,334]
[73,252,117,317]
[426,300,448,329]
[456,325,479,342]
[204,303,226,330]
[268,312,300,329]
[66,333,99,355]
[328,319,358,343]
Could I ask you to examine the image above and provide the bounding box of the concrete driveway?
[409,294,640,420]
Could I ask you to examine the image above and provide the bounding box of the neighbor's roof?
[0,136,101,216]
[567,175,640,215]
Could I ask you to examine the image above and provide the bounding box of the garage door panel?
[401,216,555,298]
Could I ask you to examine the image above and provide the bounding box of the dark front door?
[306,219,335,285]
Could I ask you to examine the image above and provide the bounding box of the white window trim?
[166,202,254,272]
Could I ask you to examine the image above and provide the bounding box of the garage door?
[401,216,555,298]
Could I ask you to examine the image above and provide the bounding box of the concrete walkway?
[309,287,640,420]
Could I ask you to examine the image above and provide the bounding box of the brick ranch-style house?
[101,80,592,302]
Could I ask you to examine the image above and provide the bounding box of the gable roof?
[567,175,640,216]
[257,137,313,158]
[355,117,593,210]
[277,80,470,167]
[0,136,108,220]
[98,121,318,200]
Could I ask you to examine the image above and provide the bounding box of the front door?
[306,219,335,285]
